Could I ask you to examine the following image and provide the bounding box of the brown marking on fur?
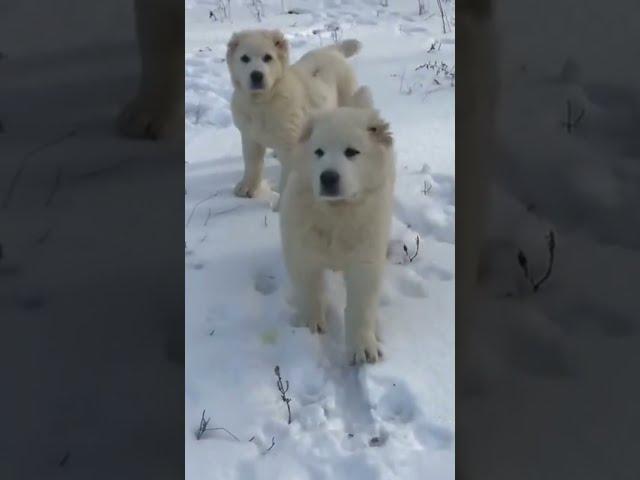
[270,30,290,65]
[227,33,240,59]
[298,118,314,143]
[367,116,393,147]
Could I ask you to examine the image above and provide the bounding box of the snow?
[461,0,640,477]
[1,2,184,477]
[185,1,455,478]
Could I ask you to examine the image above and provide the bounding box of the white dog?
[227,29,362,199]
[279,87,395,364]
[456,0,499,368]
[117,0,183,140]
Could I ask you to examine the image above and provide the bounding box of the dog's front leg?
[285,257,326,334]
[344,263,383,364]
[234,135,266,197]
[117,0,183,140]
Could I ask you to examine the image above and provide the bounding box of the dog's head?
[298,87,394,202]
[226,29,289,97]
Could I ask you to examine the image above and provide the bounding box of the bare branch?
[58,452,71,467]
[533,231,556,291]
[249,0,265,22]
[196,410,210,440]
[517,230,556,293]
[45,168,63,207]
[274,366,292,424]
[186,193,239,228]
[263,436,276,454]
[249,435,277,454]
[209,0,232,22]
[196,409,240,441]
[562,100,585,133]
[403,236,421,263]
[435,0,451,33]
[3,129,77,209]
[36,227,53,245]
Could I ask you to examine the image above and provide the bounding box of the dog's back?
[292,40,362,107]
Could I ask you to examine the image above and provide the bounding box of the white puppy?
[279,87,395,364]
[456,0,499,368]
[117,0,183,140]
[227,29,362,199]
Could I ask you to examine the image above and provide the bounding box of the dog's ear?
[270,30,290,64]
[349,86,375,109]
[227,33,240,60]
[367,112,393,147]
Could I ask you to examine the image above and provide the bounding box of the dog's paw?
[307,315,327,334]
[117,95,181,140]
[234,178,260,198]
[290,309,326,334]
[347,331,383,364]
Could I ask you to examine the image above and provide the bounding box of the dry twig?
[274,366,292,424]
[3,129,76,209]
[517,230,556,292]
[195,409,240,441]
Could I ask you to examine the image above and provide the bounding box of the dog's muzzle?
[250,70,264,90]
[319,169,340,197]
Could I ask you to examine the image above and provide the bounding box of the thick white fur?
[117,0,183,140]
[456,4,499,370]
[227,29,362,199]
[279,87,395,364]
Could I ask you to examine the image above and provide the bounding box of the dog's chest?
[241,101,299,149]
[303,214,372,265]
[244,108,272,145]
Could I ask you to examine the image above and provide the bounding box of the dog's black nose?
[320,170,340,194]
[250,71,264,85]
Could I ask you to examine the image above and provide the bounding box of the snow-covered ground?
[185,1,455,478]
[1,2,184,478]
[461,1,640,477]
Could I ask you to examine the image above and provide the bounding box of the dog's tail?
[335,39,362,58]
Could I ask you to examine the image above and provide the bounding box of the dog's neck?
[315,180,391,216]
[247,90,274,104]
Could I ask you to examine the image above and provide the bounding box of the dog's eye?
[344,147,360,158]
[263,54,273,63]
[314,148,325,157]
[240,54,250,63]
